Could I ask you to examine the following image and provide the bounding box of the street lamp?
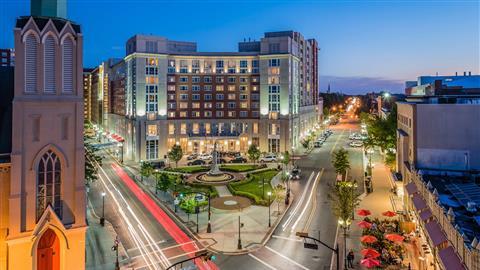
[338,218,351,270]
[267,191,272,227]
[100,192,106,226]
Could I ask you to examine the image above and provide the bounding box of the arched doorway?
[37,228,60,270]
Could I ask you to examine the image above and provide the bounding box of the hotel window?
[204,76,212,83]
[216,76,224,83]
[228,77,236,83]
[253,122,258,134]
[228,85,236,91]
[204,85,212,91]
[215,102,224,109]
[268,85,280,112]
[228,94,236,100]
[216,94,224,100]
[192,94,200,100]
[168,76,175,83]
[240,94,248,100]
[168,60,176,73]
[216,111,224,117]
[252,111,259,117]
[146,76,158,84]
[180,94,188,100]
[228,102,236,109]
[269,67,280,75]
[251,77,259,83]
[240,77,248,83]
[268,138,280,153]
[204,111,212,118]
[145,66,158,75]
[179,76,188,82]
[268,76,280,84]
[179,102,188,109]
[204,61,212,73]
[179,60,188,73]
[192,123,200,133]
[180,111,187,117]
[204,94,212,100]
[192,76,200,83]
[216,85,224,91]
[192,102,200,109]
[168,112,176,118]
[192,60,200,73]
[251,60,259,73]
[145,85,158,113]
[179,85,188,91]
[147,124,157,137]
[168,124,175,135]
[269,59,280,67]
[252,86,258,91]
[228,61,236,74]
[181,123,187,134]
[168,85,176,91]
[168,94,175,100]
[192,85,200,91]
[251,102,259,109]
[251,93,259,100]
[205,123,211,134]
[204,102,212,109]
[240,102,248,109]
[240,111,248,117]
[240,60,248,73]
[239,85,247,91]
[216,60,224,73]
[192,111,200,118]
[228,111,236,117]
[168,102,176,109]
[146,140,158,160]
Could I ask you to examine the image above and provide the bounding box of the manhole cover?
[224,200,238,206]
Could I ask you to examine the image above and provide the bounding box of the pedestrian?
[347,250,355,268]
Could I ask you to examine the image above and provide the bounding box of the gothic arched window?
[62,37,74,92]
[25,33,38,93]
[37,150,62,220]
[44,35,56,93]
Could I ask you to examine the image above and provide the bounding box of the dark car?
[151,160,166,169]
[291,168,301,180]
[187,153,198,160]
[187,159,206,166]
[208,158,227,165]
[229,156,247,163]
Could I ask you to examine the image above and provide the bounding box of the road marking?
[265,246,310,270]
[249,254,278,270]
[329,223,340,270]
[272,235,303,242]
[330,129,345,154]
[290,170,323,233]
[303,168,325,231]
[282,172,315,231]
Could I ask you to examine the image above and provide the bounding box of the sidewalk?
[333,152,415,270]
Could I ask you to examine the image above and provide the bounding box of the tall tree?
[331,147,350,180]
[328,180,361,226]
[168,145,183,168]
[247,144,261,164]
[155,173,170,195]
[84,141,102,186]
[140,161,154,182]
[281,151,290,166]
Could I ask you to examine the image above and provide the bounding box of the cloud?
[320,75,405,95]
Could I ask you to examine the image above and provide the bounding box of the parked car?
[208,158,227,164]
[291,168,301,180]
[229,156,247,163]
[349,141,363,147]
[260,154,277,163]
[198,153,212,160]
[314,141,323,148]
[151,160,166,169]
[188,159,206,166]
[187,153,198,160]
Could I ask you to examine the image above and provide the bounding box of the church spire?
[31,0,67,19]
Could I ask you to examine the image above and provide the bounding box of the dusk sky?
[1,0,478,94]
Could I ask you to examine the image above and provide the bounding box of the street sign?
[304,242,319,250]
[296,231,309,237]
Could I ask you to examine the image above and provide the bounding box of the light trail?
[291,169,324,233]
[282,172,315,232]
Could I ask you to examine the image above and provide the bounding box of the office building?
[0,49,15,67]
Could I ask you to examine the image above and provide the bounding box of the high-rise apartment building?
[116,31,321,161]
[0,49,15,67]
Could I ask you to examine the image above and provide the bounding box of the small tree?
[301,138,311,149]
[332,147,350,180]
[84,141,102,186]
[328,180,361,228]
[155,173,170,195]
[140,161,154,182]
[247,144,261,164]
[168,145,183,168]
[281,151,290,166]
[272,184,285,214]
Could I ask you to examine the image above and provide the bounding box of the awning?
[412,194,428,211]
[419,209,433,222]
[425,220,447,247]
[405,182,418,195]
[438,246,466,270]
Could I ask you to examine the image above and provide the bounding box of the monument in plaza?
[208,142,223,176]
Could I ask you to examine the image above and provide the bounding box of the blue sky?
[1,0,479,94]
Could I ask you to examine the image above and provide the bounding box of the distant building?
[405,73,480,96]
[0,49,15,67]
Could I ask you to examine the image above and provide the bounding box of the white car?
[349,141,363,147]
[260,155,277,163]
[198,153,212,160]
[314,141,323,148]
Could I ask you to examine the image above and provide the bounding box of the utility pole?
[238,216,243,249]
[296,232,339,270]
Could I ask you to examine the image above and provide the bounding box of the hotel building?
[110,31,321,161]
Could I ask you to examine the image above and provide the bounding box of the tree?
[281,151,290,166]
[328,180,361,226]
[331,147,350,180]
[301,137,311,149]
[140,161,154,182]
[168,145,183,168]
[84,141,102,186]
[155,173,170,195]
[272,184,285,214]
[247,144,261,164]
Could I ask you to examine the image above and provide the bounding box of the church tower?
[2,0,87,269]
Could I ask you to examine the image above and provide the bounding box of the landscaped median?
[227,169,279,206]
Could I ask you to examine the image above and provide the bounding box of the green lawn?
[164,166,209,174]
[228,169,279,205]
[155,173,218,197]
[220,164,264,172]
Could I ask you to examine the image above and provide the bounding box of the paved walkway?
[216,185,233,197]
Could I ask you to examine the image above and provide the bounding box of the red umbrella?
[357,209,372,216]
[361,248,381,258]
[357,220,372,229]
[361,258,381,268]
[382,210,397,217]
[385,233,405,242]
[361,235,378,243]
